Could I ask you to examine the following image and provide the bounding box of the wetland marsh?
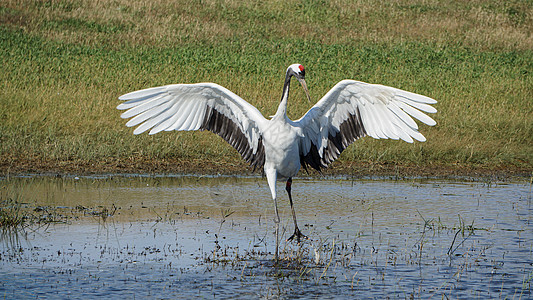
[1,175,531,298]
[2,1,532,298]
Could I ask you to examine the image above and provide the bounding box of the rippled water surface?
[1,175,531,299]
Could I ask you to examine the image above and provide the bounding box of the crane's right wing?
[117,83,269,170]
[293,80,437,172]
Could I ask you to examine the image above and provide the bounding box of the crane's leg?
[286,178,308,243]
[265,168,280,260]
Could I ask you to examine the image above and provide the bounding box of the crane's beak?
[297,78,312,103]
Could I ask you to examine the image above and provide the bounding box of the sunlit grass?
[0,0,532,174]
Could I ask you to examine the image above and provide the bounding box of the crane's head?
[287,64,311,103]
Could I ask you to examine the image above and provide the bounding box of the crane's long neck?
[273,72,292,120]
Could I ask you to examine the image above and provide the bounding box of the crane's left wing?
[293,80,437,172]
[117,83,269,170]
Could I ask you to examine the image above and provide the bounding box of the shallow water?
[1,175,531,299]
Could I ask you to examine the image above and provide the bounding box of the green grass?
[1,0,532,174]
[0,197,26,229]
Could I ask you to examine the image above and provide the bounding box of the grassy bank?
[1,0,532,176]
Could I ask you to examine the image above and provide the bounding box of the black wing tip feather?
[300,107,367,172]
[200,105,265,171]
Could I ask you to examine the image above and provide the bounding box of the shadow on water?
[0,175,532,298]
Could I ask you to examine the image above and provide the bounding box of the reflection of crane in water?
[117,64,437,259]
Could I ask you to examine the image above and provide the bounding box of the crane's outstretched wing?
[293,80,437,172]
[117,83,268,170]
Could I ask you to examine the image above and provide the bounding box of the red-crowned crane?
[117,64,437,259]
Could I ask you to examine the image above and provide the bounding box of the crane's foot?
[287,227,308,244]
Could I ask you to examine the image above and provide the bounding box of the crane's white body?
[117,64,437,247]
[262,116,302,200]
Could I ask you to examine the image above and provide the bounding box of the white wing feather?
[117,83,268,157]
[294,80,437,169]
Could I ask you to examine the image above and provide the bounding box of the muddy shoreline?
[1,157,530,180]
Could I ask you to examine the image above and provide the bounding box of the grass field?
[1,0,532,175]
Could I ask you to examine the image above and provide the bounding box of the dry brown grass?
[2,0,531,50]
